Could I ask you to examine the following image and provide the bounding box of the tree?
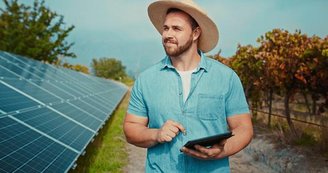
[258,29,311,136]
[0,0,76,63]
[231,45,263,100]
[211,49,233,67]
[91,57,128,81]
[301,35,328,115]
[229,45,265,120]
[62,63,90,74]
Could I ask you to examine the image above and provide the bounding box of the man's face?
[162,11,195,57]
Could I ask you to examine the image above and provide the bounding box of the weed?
[293,132,317,146]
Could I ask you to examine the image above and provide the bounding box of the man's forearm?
[218,124,253,158]
[124,121,159,148]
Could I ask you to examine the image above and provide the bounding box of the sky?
[2,0,328,76]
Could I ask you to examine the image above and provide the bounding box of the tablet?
[183,132,233,149]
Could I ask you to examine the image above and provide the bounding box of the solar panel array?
[0,51,128,173]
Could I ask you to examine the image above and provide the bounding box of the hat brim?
[148,0,219,53]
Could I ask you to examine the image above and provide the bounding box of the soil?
[123,143,146,173]
[123,125,328,173]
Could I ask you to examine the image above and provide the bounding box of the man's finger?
[168,126,179,134]
[194,144,223,158]
[182,147,209,159]
[194,145,211,153]
[171,121,186,134]
[167,130,176,137]
[164,135,173,142]
[219,139,227,146]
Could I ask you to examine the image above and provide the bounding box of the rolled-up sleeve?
[127,77,148,117]
[225,71,250,117]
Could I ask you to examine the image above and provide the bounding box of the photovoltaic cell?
[0,65,19,79]
[0,82,40,113]
[12,107,94,151]
[50,103,102,131]
[0,56,40,80]
[0,117,78,173]
[2,78,62,104]
[82,97,111,113]
[31,80,75,100]
[47,81,83,97]
[68,99,108,121]
[0,51,128,173]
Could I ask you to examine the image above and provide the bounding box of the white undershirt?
[177,68,196,102]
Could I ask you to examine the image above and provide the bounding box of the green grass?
[69,93,129,173]
[294,132,317,146]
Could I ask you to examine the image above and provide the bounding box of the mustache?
[163,38,177,44]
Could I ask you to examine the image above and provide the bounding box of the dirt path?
[123,125,328,173]
[123,143,147,173]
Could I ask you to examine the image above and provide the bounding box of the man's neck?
[170,47,201,71]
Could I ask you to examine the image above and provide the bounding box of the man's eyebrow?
[163,24,183,29]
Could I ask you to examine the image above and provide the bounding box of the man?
[123,0,253,172]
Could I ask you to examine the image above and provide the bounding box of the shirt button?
[179,92,182,95]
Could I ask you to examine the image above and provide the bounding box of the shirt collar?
[160,50,209,72]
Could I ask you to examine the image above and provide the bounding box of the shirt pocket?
[197,94,224,120]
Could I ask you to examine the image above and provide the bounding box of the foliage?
[213,28,328,138]
[257,29,308,135]
[0,0,75,63]
[91,57,130,82]
[232,45,263,104]
[211,50,233,67]
[62,63,90,74]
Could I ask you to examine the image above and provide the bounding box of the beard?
[163,34,194,57]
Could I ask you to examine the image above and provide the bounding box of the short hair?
[166,8,199,30]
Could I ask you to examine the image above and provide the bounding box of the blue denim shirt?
[128,51,249,173]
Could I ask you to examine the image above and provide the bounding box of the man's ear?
[193,27,201,41]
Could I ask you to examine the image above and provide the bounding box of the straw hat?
[148,0,219,53]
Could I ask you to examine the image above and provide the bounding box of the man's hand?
[180,140,227,160]
[124,114,187,148]
[180,114,253,160]
[157,120,186,143]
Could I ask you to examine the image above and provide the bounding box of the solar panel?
[0,51,128,172]
[0,117,78,173]
[0,83,40,113]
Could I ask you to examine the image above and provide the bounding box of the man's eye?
[173,27,181,31]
